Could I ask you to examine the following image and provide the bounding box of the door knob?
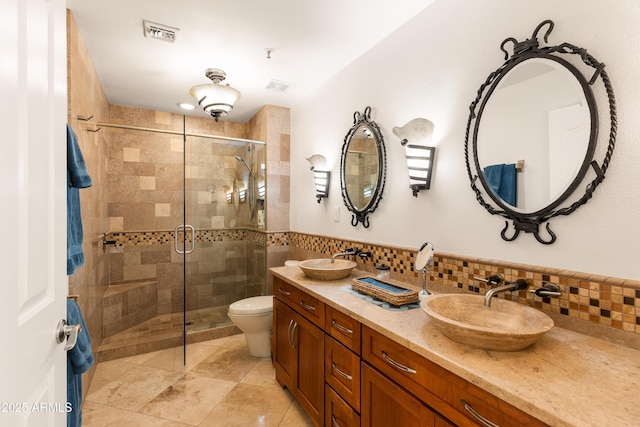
[56,319,81,351]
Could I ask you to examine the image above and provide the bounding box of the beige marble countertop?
[271,266,640,427]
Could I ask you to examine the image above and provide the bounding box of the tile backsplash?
[270,232,640,339]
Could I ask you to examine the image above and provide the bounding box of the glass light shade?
[189,83,241,121]
[404,144,435,197]
[313,170,330,203]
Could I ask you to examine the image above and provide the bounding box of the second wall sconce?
[306,154,330,203]
[393,118,436,197]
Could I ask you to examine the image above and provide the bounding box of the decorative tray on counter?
[351,277,419,306]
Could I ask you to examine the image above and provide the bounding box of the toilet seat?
[228,296,273,316]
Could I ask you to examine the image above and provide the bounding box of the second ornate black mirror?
[340,106,387,228]
[465,20,616,244]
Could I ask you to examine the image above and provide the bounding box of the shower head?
[235,156,255,178]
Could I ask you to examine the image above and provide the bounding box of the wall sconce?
[256,176,265,200]
[393,118,436,197]
[223,185,232,203]
[306,154,330,203]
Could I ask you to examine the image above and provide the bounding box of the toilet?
[228,295,273,357]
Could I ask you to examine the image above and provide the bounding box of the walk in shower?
[98,115,267,360]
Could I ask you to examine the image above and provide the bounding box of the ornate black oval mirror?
[465,20,616,244]
[340,106,387,228]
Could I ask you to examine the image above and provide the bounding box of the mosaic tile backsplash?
[273,232,640,337]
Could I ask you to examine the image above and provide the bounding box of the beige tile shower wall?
[280,232,640,342]
[105,229,265,317]
[250,106,291,294]
[67,10,111,397]
[249,105,291,232]
[107,105,254,233]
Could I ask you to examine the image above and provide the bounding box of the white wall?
[290,0,640,280]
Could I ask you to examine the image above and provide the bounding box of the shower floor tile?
[98,305,239,362]
[84,335,313,427]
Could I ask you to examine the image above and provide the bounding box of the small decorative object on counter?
[376,264,390,281]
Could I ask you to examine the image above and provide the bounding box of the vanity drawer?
[325,335,360,412]
[361,326,547,427]
[326,385,360,427]
[274,277,325,327]
[325,305,361,355]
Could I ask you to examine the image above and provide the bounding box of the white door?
[1,0,68,425]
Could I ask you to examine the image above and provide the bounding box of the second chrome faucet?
[483,279,529,307]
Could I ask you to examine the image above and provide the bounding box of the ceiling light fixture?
[189,68,241,122]
[178,103,195,110]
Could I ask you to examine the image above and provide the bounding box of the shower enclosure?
[99,116,266,360]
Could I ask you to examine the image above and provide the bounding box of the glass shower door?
[182,132,266,336]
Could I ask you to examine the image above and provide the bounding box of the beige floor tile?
[83,400,192,427]
[117,412,191,426]
[141,342,221,372]
[84,338,313,427]
[199,333,247,350]
[198,383,293,427]
[240,358,281,389]
[86,365,183,411]
[139,372,236,425]
[82,401,134,427]
[87,360,139,395]
[279,400,315,427]
[190,346,258,382]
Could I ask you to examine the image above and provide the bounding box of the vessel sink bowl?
[421,294,554,351]
[298,258,357,280]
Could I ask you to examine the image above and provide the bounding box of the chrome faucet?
[331,248,358,263]
[484,279,529,307]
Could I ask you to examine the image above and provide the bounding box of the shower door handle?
[174,224,196,254]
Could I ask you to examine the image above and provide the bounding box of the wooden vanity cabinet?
[273,278,325,426]
[273,275,546,427]
[362,326,548,427]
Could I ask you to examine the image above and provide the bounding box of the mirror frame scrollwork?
[340,106,387,228]
[465,20,617,244]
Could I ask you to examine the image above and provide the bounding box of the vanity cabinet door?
[274,295,325,427]
[295,311,325,426]
[274,299,295,390]
[361,363,435,427]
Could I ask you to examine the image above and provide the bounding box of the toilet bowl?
[228,295,273,357]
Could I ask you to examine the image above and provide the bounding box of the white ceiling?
[66,0,434,123]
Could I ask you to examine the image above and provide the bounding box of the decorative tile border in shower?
[287,232,640,336]
[106,228,267,247]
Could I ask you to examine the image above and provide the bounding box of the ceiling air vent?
[143,20,180,43]
[266,79,292,92]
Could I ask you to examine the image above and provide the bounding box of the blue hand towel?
[67,125,92,275]
[67,298,94,427]
[483,163,517,207]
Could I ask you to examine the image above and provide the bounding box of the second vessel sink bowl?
[421,294,554,351]
[298,258,357,280]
